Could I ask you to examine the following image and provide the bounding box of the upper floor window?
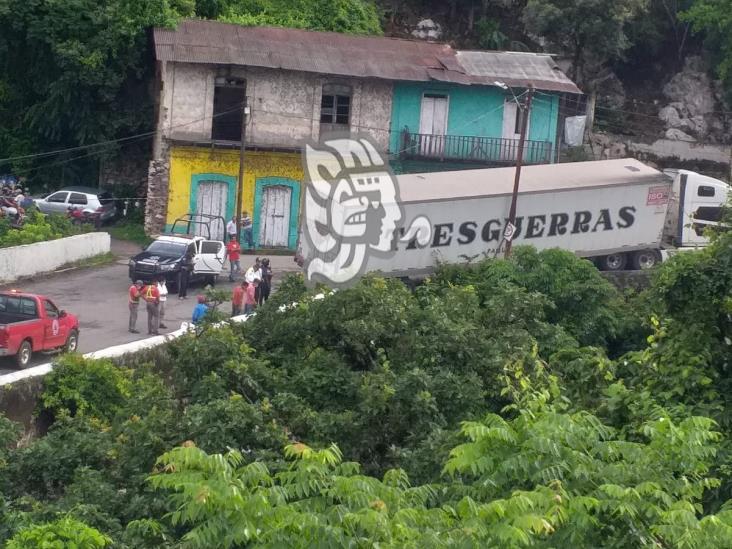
[211,78,246,141]
[320,84,352,129]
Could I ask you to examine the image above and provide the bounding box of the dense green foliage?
[0,210,83,248]
[2,237,732,546]
[3,0,731,190]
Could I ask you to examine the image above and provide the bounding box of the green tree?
[682,0,732,101]
[522,0,648,85]
[0,0,185,186]
[7,516,111,548]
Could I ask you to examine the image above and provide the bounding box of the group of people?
[230,257,272,316]
[128,276,169,335]
[127,257,274,334]
[0,182,32,222]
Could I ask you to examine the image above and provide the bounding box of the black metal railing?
[399,130,553,165]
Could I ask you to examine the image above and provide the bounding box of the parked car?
[0,291,80,368]
[129,235,225,292]
[34,186,117,222]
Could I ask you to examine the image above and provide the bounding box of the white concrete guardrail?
[0,292,330,387]
[0,232,111,284]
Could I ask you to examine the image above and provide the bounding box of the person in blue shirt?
[191,295,209,325]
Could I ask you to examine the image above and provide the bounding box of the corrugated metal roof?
[153,19,581,94]
[456,51,581,94]
[397,159,662,203]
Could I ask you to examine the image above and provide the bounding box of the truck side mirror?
[59,310,67,318]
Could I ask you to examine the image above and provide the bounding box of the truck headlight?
[160,264,176,271]
[128,259,135,267]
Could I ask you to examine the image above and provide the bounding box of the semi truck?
[296,158,728,280]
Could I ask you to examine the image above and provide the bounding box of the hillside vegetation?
[1,216,732,546]
[1,0,731,188]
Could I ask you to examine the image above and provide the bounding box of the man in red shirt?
[225,238,241,282]
[128,280,143,334]
[231,281,245,317]
[142,282,161,335]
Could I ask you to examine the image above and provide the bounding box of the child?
[244,280,259,314]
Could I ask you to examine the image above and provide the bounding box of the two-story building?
[146,19,581,248]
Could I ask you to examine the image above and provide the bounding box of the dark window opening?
[47,192,68,203]
[320,84,352,128]
[698,185,716,197]
[212,81,246,141]
[69,193,88,205]
[44,300,59,319]
[694,206,723,222]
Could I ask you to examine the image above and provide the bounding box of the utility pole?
[235,93,248,238]
[504,85,534,259]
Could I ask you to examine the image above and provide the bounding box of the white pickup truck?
[128,215,226,291]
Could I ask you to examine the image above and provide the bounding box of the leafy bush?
[0,210,82,248]
[7,516,111,548]
[40,355,132,423]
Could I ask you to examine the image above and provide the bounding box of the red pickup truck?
[0,291,79,368]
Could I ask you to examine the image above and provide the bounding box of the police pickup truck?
[128,234,225,292]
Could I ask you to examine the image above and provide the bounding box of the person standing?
[244,280,259,314]
[226,217,237,242]
[128,280,143,334]
[225,238,241,282]
[142,282,160,335]
[192,295,209,325]
[232,281,245,317]
[178,248,193,300]
[157,275,169,329]
[258,258,272,305]
[241,211,254,251]
[245,258,262,304]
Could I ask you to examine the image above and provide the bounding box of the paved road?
[0,240,300,374]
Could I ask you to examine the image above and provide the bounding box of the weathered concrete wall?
[0,233,111,283]
[158,63,393,151]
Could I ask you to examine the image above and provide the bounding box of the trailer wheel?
[631,250,661,270]
[600,253,627,271]
[16,340,32,369]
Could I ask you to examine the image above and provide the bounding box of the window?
[201,241,222,254]
[145,241,187,256]
[694,206,723,222]
[43,300,59,319]
[46,192,68,203]
[211,79,246,141]
[320,84,352,127]
[698,185,716,197]
[69,193,88,205]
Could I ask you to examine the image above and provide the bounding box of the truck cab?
[0,291,80,368]
[665,169,730,248]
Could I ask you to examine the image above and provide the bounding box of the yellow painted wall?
[166,146,303,226]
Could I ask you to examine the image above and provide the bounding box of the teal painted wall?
[390,83,561,161]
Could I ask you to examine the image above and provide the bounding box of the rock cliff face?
[658,56,729,143]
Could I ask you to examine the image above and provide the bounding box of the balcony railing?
[399,130,553,165]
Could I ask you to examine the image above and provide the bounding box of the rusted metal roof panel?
[456,51,582,94]
[153,20,581,94]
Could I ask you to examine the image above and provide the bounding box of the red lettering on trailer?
[647,186,670,205]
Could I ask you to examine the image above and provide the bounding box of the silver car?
[34,186,117,222]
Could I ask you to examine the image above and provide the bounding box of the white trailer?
[298,158,728,279]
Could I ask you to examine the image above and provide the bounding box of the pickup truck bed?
[0,292,80,368]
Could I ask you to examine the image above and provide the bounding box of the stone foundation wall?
[145,157,170,235]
